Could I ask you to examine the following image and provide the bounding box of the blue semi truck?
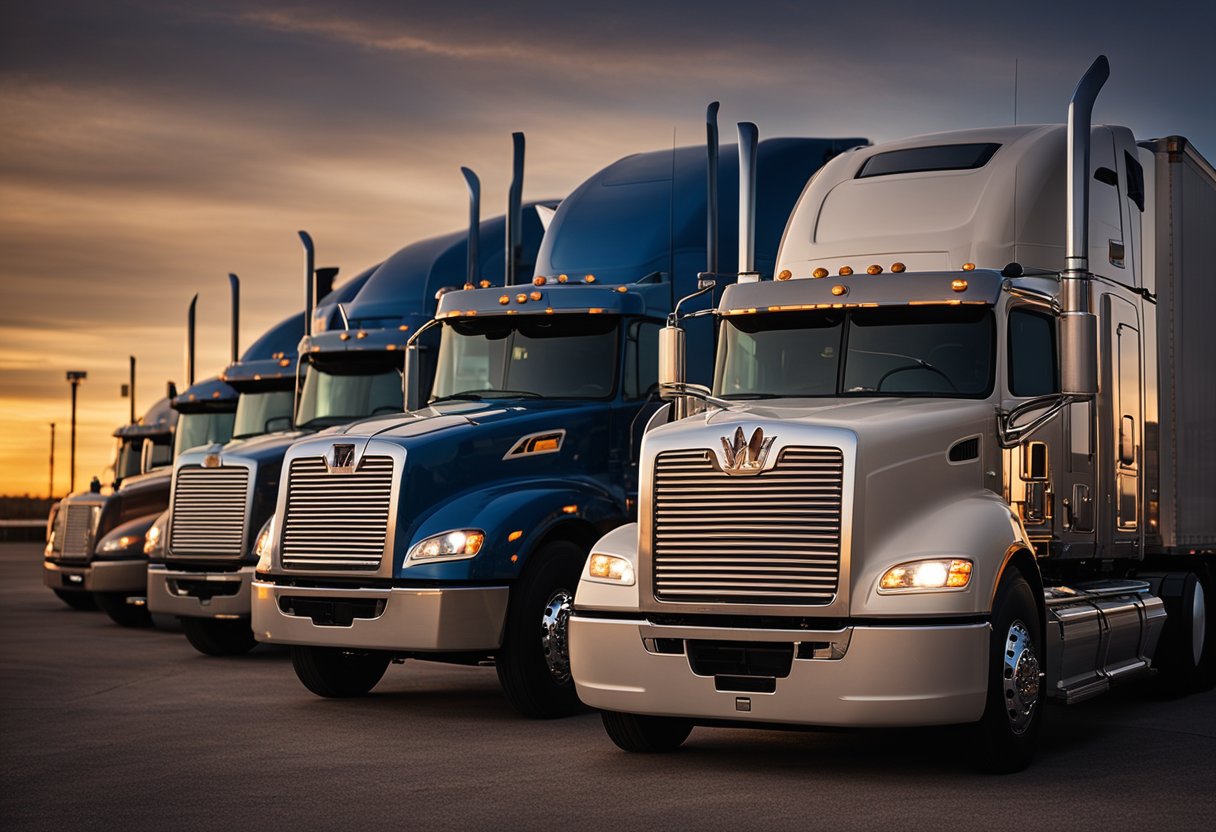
[250,111,866,716]
[148,156,553,655]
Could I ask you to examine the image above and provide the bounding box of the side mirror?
[404,344,422,412]
[657,325,685,400]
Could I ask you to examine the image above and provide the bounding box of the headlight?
[101,534,143,554]
[586,553,635,585]
[144,512,169,556]
[407,529,484,563]
[254,517,275,572]
[878,558,972,592]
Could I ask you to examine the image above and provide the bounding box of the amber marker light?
[831,284,848,296]
[278,359,290,367]
[878,559,973,592]
[508,530,523,543]
[399,324,410,331]
[866,265,883,275]
[562,504,578,514]
[339,332,350,341]
[587,553,635,585]
[356,331,367,339]
[951,279,969,292]
[962,262,976,271]
[839,266,854,276]
[480,279,492,288]
[533,276,546,286]
[558,274,569,283]
[499,295,510,305]
[584,274,596,283]
[463,283,475,291]
[529,291,542,301]
[615,286,628,293]
[812,268,829,279]
[891,262,907,273]
[516,293,528,304]
[778,269,792,281]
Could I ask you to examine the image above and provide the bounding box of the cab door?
[1101,293,1142,557]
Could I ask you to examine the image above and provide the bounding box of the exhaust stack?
[128,356,136,423]
[461,167,482,288]
[506,133,524,286]
[1060,55,1110,397]
[228,273,240,365]
[298,231,315,336]
[737,122,759,282]
[185,294,197,387]
[705,102,720,282]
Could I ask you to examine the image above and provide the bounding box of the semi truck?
[568,57,1216,772]
[150,149,553,656]
[250,115,865,717]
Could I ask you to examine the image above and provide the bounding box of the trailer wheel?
[1152,571,1216,694]
[94,591,153,628]
[601,711,692,753]
[972,572,1042,773]
[53,589,97,611]
[181,617,257,657]
[290,645,390,697]
[496,541,584,718]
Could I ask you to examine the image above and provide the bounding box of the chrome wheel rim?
[540,588,573,684]
[1003,620,1040,735]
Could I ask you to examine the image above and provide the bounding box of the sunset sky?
[1,0,1213,497]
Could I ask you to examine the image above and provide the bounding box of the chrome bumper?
[43,559,146,593]
[570,616,990,728]
[251,579,510,652]
[146,565,253,619]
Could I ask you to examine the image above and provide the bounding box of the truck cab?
[250,131,866,716]
[150,209,551,656]
[569,61,1215,771]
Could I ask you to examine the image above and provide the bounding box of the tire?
[53,589,97,611]
[1152,571,1216,694]
[181,617,258,657]
[290,645,390,698]
[972,572,1043,774]
[496,541,584,718]
[94,591,153,628]
[601,711,692,753]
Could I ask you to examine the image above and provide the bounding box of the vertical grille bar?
[653,447,843,605]
[168,466,251,558]
[281,456,394,570]
[60,504,93,559]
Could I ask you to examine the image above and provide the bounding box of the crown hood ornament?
[719,426,774,475]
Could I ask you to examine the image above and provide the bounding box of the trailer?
[568,57,1216,771]
[249,113,866,716]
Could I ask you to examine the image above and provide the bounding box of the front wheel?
[601,711,693,753]
[972,572,1043,773]
[94,591,153,628]
[290,645,390,698]
[496,541,584,718]
[181,617,258,657]
[53,589,97,611]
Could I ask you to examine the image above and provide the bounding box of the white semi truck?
[568,56,1216,771]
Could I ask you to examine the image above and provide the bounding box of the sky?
[1,0,1213,496]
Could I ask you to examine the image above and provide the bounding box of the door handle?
[1119,414,1135,466]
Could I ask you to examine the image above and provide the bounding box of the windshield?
[296,365,403,429]
[173,411,236,457]
[114,439,143,481]
[715,306,995,399]
[431,314,619,401]
[233,390,294,439]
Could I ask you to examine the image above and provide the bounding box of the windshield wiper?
[719,393,786,400]
[431,389,543,404]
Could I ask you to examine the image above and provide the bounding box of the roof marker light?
[356,331,367,339]
[479,279,492,288]
[529,291,542,301]
[951,279,969,292]
[533,276,546,286]
[812,268,829,279]
[516,293,527,304]
[499,295,510,305]
[891,262,906,273]
[463,283,474,291]
[839,266,853,276]
[866,265,883,275]
[584,274,596,283]
[777,269,792,281]
[962,262,976,271]
[558,274,568,283]
[339,333,350,341]
[831,284,848,296]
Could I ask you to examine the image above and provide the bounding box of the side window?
[624,321,661,400]
[1008,308,1058,397]
[1124,151,1145,212]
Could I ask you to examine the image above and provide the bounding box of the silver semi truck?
[569,57,1216,771]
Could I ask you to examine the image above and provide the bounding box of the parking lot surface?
[3,543,1214,831]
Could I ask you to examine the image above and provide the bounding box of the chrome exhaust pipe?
[705,102,720,283]
[129,356,136,423]
[185,293,197,387]
[1060,55,1109,397]
[737,122,759,282]
[461,167,481,288]
[506,132,524,286]
[228,273,240,365]
[298,230,315,336]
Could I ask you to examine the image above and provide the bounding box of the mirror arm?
[996,394,1081,449]
[659,381,732,412]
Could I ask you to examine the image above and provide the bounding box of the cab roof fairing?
[716,269,1006,315]
[434,282,653,320]
[113,396,178,439]
[171,376,238,412]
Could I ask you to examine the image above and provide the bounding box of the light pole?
[65,371,87,493]
[49,423,55,500]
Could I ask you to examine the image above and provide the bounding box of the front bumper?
[43,559,146,594]
[570,615,989,728]
[146,565,254,619]
[251,579,509,652]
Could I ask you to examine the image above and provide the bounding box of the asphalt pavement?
[3,542,1214,831]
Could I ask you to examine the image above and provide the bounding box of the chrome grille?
[652,446,843,605]
[60,504,94,559]
[169,466,250,558]
[281,455,393,570]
